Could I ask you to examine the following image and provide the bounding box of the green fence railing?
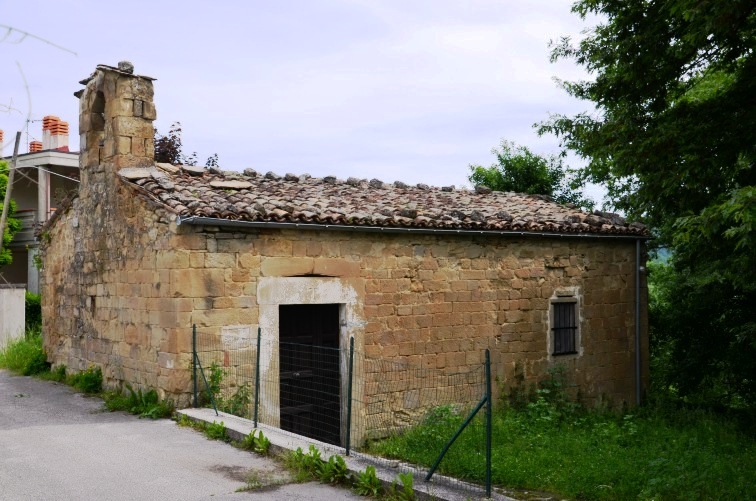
[191,324,492,496]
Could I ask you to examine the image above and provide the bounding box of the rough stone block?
[169,268,225,298]
[155,250,190,269]
[142,101,157,120]
[112,116,153,139]
[231,269,252,282]
[238,254,260,270]
[113,154,154,168]
[131,135,146,156]
[204,253,236,269]
[261,257,313,276]
[312,258,360,277]
[257,238,293,257]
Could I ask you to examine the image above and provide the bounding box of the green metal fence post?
[346,336,354,456]
[196,357,219,416]
[254,326,261,428]
[485,349,492,498]
[425,396,487,482]
[192,324,198,407]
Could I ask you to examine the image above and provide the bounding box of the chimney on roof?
[42,115,70,151]
[29,141,43,153]
[75,61,156,172]
[0,130,4,146]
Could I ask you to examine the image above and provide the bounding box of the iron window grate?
[552,301,577,355]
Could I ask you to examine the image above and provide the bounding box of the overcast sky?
[1,0,598,197]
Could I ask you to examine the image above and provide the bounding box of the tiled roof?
[118,164,648,237]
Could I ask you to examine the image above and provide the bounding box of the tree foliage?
[649,261,755,409]
[468,140,594,210]
[541,1,756,407]
[0,160,21,267]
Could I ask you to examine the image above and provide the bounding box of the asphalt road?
[0,370,359,500]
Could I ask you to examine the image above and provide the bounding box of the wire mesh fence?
[353,350,492,497]
[192,325,256,418]
[192,324,492,496]
[355,354,486,440]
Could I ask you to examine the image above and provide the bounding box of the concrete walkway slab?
[178,407,514,500]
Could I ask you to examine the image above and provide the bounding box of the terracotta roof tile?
[119,165,649,237]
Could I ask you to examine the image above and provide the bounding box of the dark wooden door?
[279,304,341,445]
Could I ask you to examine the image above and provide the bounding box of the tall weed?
[67,365,102,393]
[0,327,48,375]
[200,363,252,419]
[103,383,174,419]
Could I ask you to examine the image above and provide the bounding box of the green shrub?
[24,292,41,330]
[103,383,174,419]
[206,362,223,402]
[204,420,228,441]
[370,402,756,500]
[177,414,190,426]
[285,445,324,482]
[219,383,251,418]
[386,472,415,501]
[353,466,382,497]
[23,348,49,376]
[317,454,349,485]
[299,445,322,476]
[200,363,252,419]
[67,365,102,393]
[43,364,66,382]
[0,327,49,375]
[240,429,271,455]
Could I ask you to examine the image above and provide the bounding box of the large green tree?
[468,140,594,210]
[0,160,21,267]
[540,1,756,406]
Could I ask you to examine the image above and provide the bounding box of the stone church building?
[41,63,649,440]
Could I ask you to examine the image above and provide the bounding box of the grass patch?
[368,402,756,500]
[204,420,229,441]
[0,328,101,393]
[103,383,175,419]
[240,429,271,455]
[284,445,323,482]
[316,454,349,485]
[0,327,49,376]
[352,465,382,497]
[37,364,67,382]
[66,365,103,393]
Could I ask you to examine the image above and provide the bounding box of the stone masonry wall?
[42,179,648,416]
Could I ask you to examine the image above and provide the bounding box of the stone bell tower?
[75,61,157,179]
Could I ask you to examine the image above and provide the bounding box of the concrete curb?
[177,408,514,500]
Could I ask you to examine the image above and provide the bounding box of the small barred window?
[552,301,577,355]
